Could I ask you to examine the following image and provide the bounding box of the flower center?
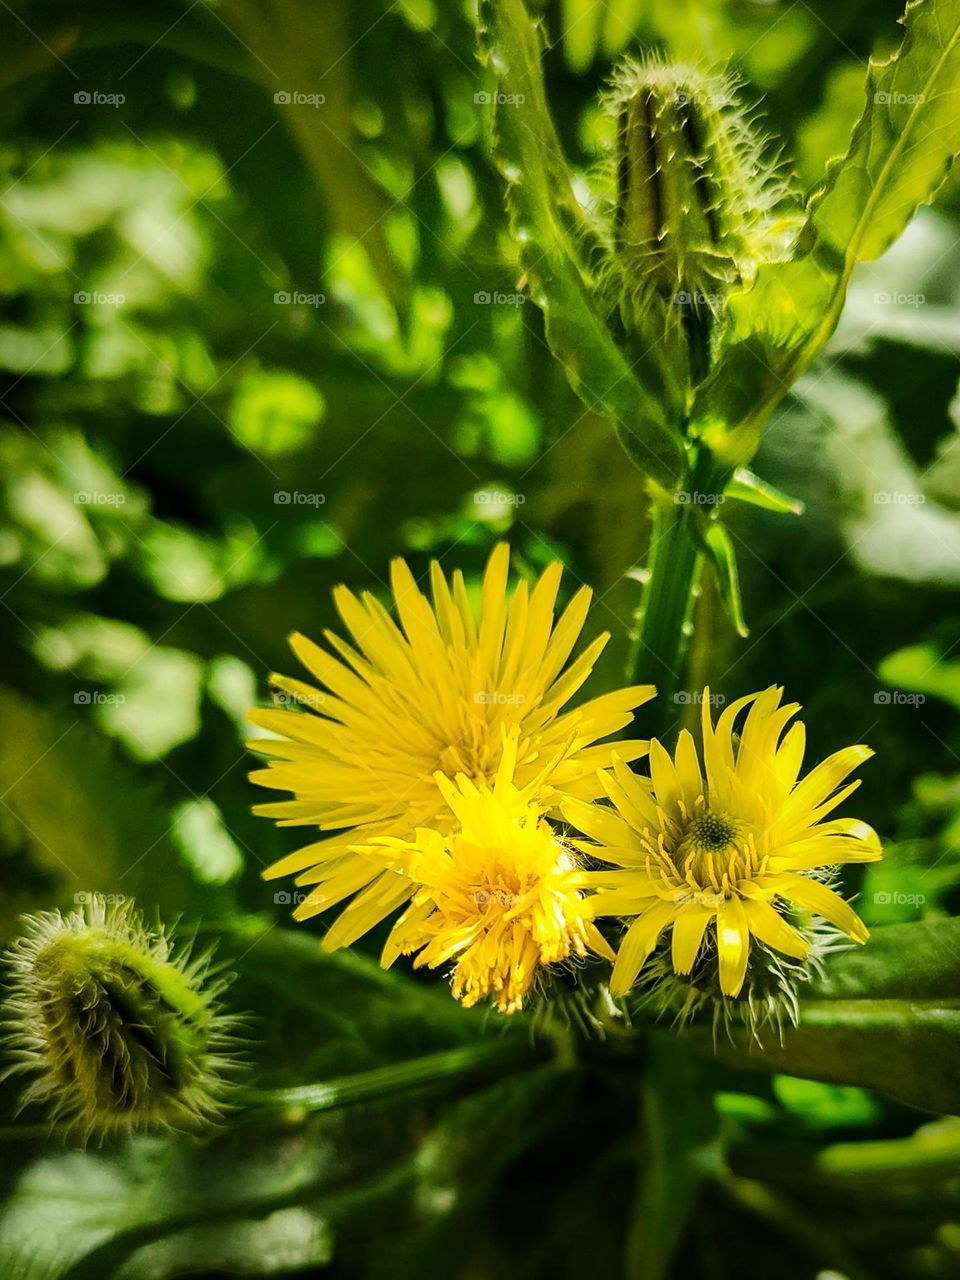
[674,810,748,890]
[684,812,738,854]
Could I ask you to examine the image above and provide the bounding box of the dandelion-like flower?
[2,896,237,1140]
[379,735,614,1013]
[563,688,881,1017]
[249,543,653,948]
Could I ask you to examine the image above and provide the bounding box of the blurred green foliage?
[1,0,960,1277]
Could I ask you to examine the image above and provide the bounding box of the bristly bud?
[2,896,239,1140]
[600,59,801,388]
[630,902,848,1048]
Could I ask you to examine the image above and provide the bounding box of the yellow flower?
[249,543,653,949]
[379,735,615,1013]
[563,687,881,1001]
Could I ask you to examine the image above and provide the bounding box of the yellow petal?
[741,897,810,960]
[609,900,676,994]
[768,873,869,943]
[716,895,750,997]
[670,904,715,974]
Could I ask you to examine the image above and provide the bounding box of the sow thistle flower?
[564,688,881,1029]
[249,543,653,949]
[2,896,236,1139]
[377,733,614,1014]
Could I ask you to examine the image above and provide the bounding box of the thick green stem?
[628,494,702,711]
[627,450,728,733]
[243,1039,544,1117]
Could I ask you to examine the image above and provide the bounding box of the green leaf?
[691,920,960,1115]
[725,468,804,515]
[476,0,687,489]
[694,0,960,465]
[878,642,960,710]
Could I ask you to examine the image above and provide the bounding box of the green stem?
[628,493,701,707]
[243,1038,544,1117]
[627,449,728,730]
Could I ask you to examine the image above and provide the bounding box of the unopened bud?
[602,61,800,379]
[2,896,238,1139]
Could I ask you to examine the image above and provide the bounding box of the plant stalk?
[627,449,727,733]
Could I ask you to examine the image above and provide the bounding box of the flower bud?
[602,60,800,381]
[2,896,237,1139]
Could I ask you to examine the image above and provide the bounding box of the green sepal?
[696,517,749,637]
[725,467,805,515]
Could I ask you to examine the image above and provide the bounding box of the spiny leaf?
[694,0,960,465]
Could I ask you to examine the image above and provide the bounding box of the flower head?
[249,544,653,949]
[563,688,881,1014]
[380,736,614,1014]
[2,896,237,1140]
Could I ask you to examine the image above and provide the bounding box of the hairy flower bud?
[601,60,801,385]
[2,896,237,1139]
